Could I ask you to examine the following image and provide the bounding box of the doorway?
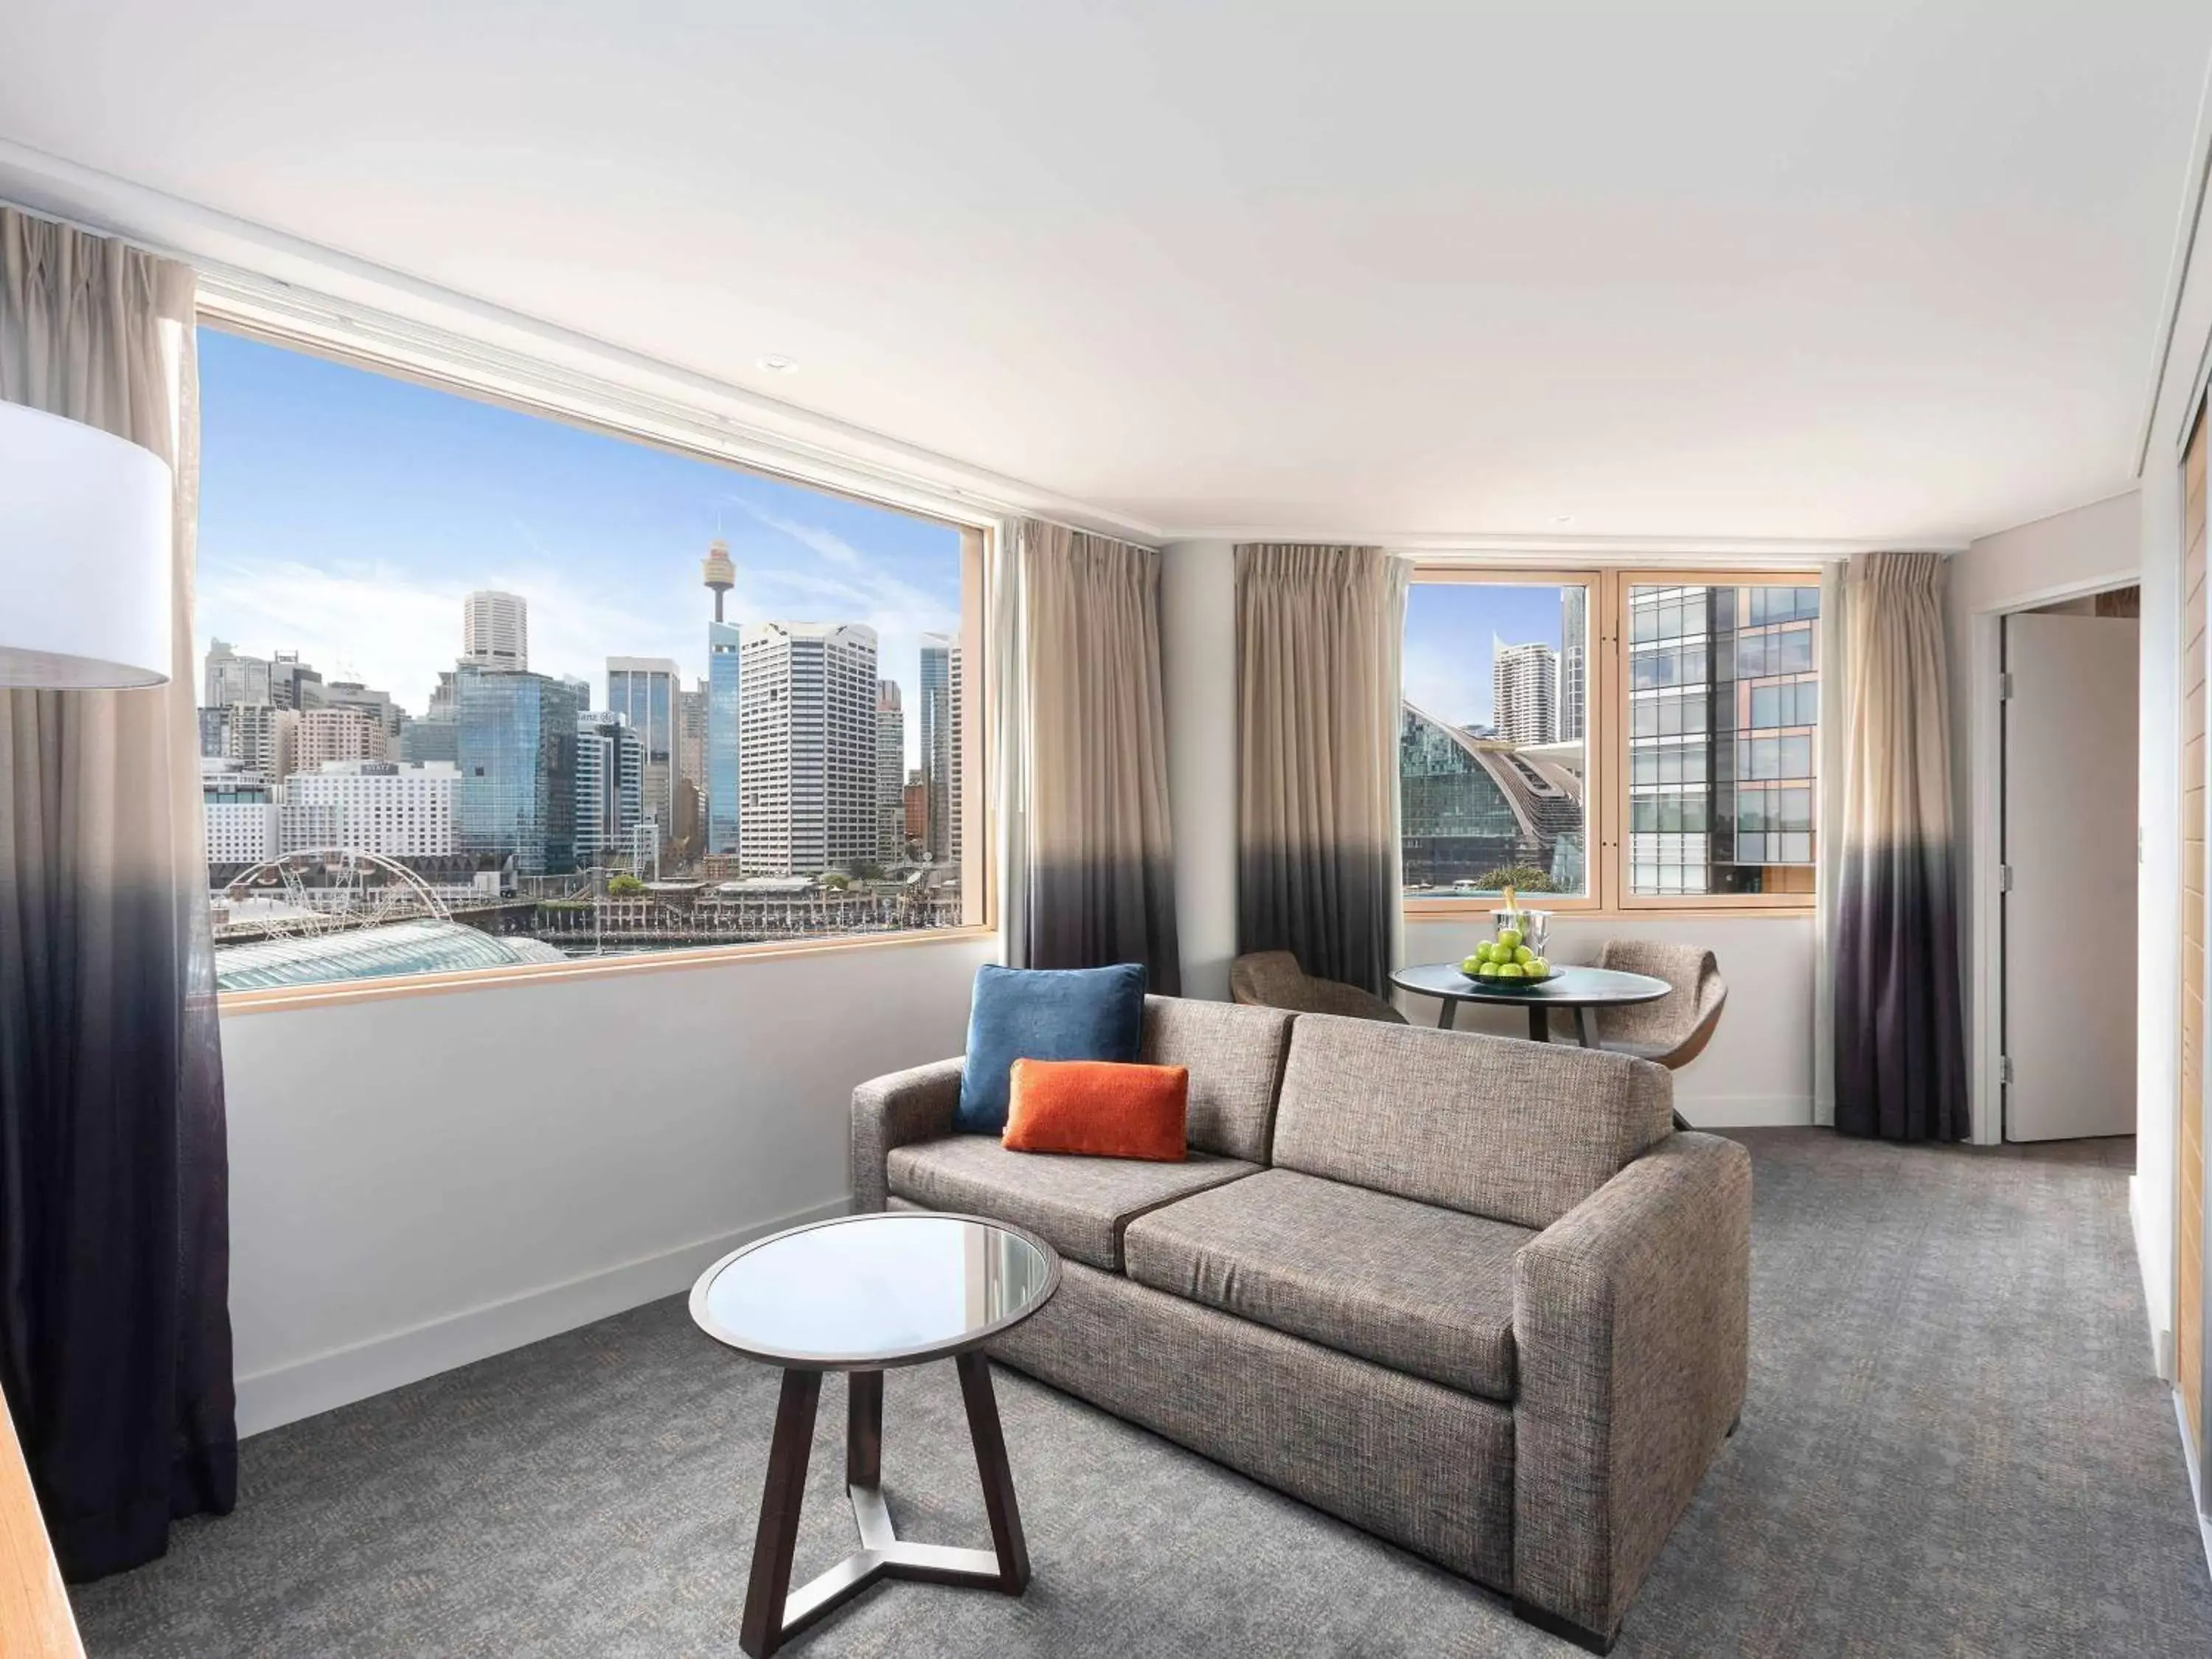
[2000,585,2140,1141]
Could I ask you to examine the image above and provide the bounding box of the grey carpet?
[72,1131,2212,1658]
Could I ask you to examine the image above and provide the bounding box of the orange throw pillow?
[1003,1059,1189,1161]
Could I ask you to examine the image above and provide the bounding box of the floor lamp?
[0,400,175,689]
[0,397,175,1644]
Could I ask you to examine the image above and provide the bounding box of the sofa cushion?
[958,963,1147,1134]
[886,1134,1259,1270]
[1139,995,1293,1163]
[1121,1169,1530,1402]
[1004,1060,1189,1161]
[1270,1015,1674,1230]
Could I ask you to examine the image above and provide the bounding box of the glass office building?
[605,657,678,846]
[706,619,742,856]
[1399,704,1585,894]
[1625,582,1820,895]
[919,635,953,862]
[456,668,585,877]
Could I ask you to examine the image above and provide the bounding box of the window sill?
[215,924,1000,1015]
[1402,903,1813,923]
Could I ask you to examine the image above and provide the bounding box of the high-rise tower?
[875,681,905,860]
[738,622,879,875]
[702,538,737,622]
[462,591,529,671]
[704,539,742,857]
[919,634,953,862]
[1557,588,1587,745]
[605,656,679,848]
[1493,641,1559,748]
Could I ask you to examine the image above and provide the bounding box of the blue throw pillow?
[958,963,1148,1134]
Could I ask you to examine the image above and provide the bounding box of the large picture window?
[1404,568,1820,912]
[195,327,984,997]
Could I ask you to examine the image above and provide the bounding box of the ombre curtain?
[998,519,1180,990]
[1811,558,1850,1127]
[1832,550,1969,1141]
[0,207,237,1576]
[1235,543,1410,998]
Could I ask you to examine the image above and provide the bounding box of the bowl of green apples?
[1458,922,1554,988]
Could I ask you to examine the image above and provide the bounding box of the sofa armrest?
[850,1057,965,1211]
[1511,1132,1751,1647]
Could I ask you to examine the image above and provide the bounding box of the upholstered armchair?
[1578,940,1728,1068]
[1229,950,1408,1023]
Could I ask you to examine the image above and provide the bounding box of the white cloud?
[733,501,867,570]
[197,511,961,774]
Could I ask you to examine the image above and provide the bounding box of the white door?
[2002,612,2138,1141]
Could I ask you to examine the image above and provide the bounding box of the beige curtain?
[1832,549,1969,1140]
[0,206,235,1576]
[999,519,1180,990]
[1235,543,1410,997]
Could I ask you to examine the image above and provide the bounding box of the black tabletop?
[690,1211,1060,1371]
[1390,961,1672,1009]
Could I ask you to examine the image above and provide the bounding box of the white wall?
[1160,540,1239,999]
[1403,914,1816,1127]
[1943,492,2143,1144]
[221,934,992,1435]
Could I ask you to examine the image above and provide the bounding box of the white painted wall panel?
[220,934,993,1433]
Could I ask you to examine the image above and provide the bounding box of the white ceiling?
[4,1,2210,546]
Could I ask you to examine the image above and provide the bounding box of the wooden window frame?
[195,316,998,1012]
[1403,564,1823,920]
[1614,568,1823,913]
[1402,567,1605,917]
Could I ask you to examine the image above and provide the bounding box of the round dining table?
[1389,961,1672,1046]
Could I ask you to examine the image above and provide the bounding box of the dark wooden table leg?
[1438,998,1458,1030]
[1528,1004,1551,1043]
[847,1369,882,1488]
[759,1357,1033,1647]
[1573,1005,1593,1048]
[846,1368,894,1551]
[741,1368,822,1658]
[955,1351,1031,1592]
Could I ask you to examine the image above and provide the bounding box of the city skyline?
[195,327,962,775]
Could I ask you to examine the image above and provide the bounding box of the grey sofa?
[850,996,1750,1653]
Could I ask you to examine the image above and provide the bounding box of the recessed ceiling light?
[1552,515,1575,526]
[757,354,799,374]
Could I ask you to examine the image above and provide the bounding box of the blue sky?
[1402,582,1573,730]
[195,327,961,768]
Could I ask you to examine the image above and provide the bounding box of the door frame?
[1964,574,2142,1147]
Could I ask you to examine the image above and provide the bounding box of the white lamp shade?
[0,400,175,689]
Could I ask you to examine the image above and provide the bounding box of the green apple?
[1460,956,1483,975]
[1477,961,1500,978]
[1513,945,1534,965]
[1529,957,1551,980]
[1497,927,1523,953]
[1495,961,1526,980]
